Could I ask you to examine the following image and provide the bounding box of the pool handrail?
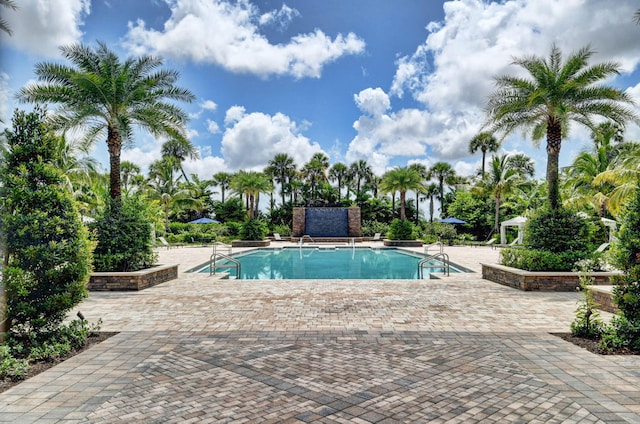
[418,252,450,278]
[209,251,241,278]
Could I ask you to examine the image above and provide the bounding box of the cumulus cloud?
[258,3,300,30]
[123,0,365,78]
[221,108,324,170]
[2,0,90,57]
[0,73,10,127]
[200,100,218,111]
[347,0,640,178]
[354,88,390,117]
[206,119,220,134]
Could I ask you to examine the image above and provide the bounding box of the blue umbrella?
[189,217,219,224]
[441,217,466,225]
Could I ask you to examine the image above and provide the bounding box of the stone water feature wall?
[292,207,361,238]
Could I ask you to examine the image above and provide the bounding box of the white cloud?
[258,4,300,30]
[354,88,390,117]
[200,100,218,111]
[0,73,10,128]
[2,0,90,57]
[221,109,324,170]
[224,105,246,125]
[184,155,228,179]
[123,0,365,78]
[206,119,220,134]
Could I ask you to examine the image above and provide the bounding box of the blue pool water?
[194,247,463,279]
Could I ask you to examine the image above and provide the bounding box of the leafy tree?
[469,132,500,177]
[266,153,297,206]
[161,137,199,183]
[380,167,425,221]
[428,162,455,217]
[213,198,245,223]
[231,170,273,219]
[120,161,141,194]
[1,109,93,336]
[17,41,195,201]
[447,190,493,239]
[212,172,232,202]
[487,44,637,210]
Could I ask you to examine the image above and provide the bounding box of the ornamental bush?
[90,196,157,272]
[388,219,415,240]
[239,219,267,240]
[1,109,93,337]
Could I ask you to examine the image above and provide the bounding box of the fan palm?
[212,172,232,203]
[17,41,195,201]
[469,132,500,177]
[231,171,273,219]
[328,162,349,201]
[486,44,637,210]
[349,159,373,200]
[428,162,455,216]
[161,137,199,183]
[380,167,425,221]
[266,153,297,206]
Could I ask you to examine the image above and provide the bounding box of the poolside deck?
[1,244,639,423]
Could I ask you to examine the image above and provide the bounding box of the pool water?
[194,247,463,279]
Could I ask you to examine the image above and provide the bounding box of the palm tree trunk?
[107,127,122,201]
[481,151,486,177]
[547,120,562,210]
[400,191,406,221]
[494,195,501,236]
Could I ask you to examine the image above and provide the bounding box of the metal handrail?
[210,252,241,279]
[424,242,443,254]
[418,252,450,278]
[212,241,232,255]
[298,234,315,245]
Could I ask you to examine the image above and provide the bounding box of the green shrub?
[1,109,93,337]
[270,224,292,237]
[0,345,29,381]
[90,196,157,272]
[239,219,267,240]
[388,219,415,240]
[500,248,589,271]
[570,268,604,339]
[600,314,640,351]
[525,207,590,253]
[361,220,390,238]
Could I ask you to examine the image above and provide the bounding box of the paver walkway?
[1,245,639,423]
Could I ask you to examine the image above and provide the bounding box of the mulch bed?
[0,332,118,394]
[553,333,639,355]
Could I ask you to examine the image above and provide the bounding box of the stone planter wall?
[231,240,270,247]
[589,286,618,314]
[88,264,178,291]
[481,263,620,292]
[383,240,423,247]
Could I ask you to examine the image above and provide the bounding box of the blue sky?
[2,0,640,184]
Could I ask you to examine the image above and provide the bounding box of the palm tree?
[482,154,532,236]
[146,158,202,233]
[231,170,273,219]
[0,0,16,35]
[212,172,232,202]
[592,142,640,217]
[161,137,199,183]
[120,161,141,194]
[266,153,296,206]
[428,162,455,217]
[301,153,329,204]
[17,41,195,201]
[408,163,428,223]
[422,183,439,223]
[328,162,349,201]
[486,44,637,210]
[469,132,500,177]
[380,167,425,221]
[349,159,373,201]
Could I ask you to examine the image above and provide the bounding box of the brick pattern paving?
[1,245,639,423]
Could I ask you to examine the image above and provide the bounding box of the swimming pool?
[191,247,466,280]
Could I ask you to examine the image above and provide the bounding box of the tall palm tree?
[482,154,532,235]
[146,158,201,233]
[212,172,232,203]
[408,163,428,223]
[421,183,439,223]
[592,142,640,217]
[120,161,141,194]
[469,132,500,177]
[328,162,349,201]
[301,153,329,204]
[0,0,16,35]
[161,137,199,183]
[266,153,296,206]
[349,159,373,201]
[17,41,195,201]
[486,44,637,210]
[428,162,455,217]
[231,170,273,219]
[380,167,425,221]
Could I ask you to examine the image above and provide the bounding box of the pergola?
[500,216,527,245]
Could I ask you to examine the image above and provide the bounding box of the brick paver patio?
[1,244,639,423]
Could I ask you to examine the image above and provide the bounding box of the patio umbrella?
[440,217,466,225]
[188,217,219,224]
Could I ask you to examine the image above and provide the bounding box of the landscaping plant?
[570,267,604,339]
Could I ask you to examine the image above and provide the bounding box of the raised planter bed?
[88,264,178,291]
[231,240,271,248]
[589,286,619,313]
[481,263,620,292]
[383,240,423,247]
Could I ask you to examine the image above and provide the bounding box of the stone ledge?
[481,263,620,292]
[231,240,271,247]
[589,286,618,314]
[383,240,423,247]
[88,264,178,291]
